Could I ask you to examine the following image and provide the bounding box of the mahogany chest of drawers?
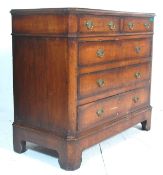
[11,8,155,170]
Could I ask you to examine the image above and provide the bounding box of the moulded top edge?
[10,8,155,17]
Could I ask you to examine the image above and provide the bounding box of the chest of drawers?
[11,8,155,170]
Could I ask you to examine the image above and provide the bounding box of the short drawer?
[78,87,149,130]
[79,62,150,99]
[79,38,151,66]
[79,15,120,33]
[123,17,154,33]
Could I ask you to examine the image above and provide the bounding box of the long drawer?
[79,62,150,99]
[78,86,150,130]
[79,38,151,66]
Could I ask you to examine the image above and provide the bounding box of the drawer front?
[79,62,150,99]
[79,38,151,66]
[78,87,149,130]
[123,17,154,33]
[79,15,120,33]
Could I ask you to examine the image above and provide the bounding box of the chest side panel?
[13,37,69,135]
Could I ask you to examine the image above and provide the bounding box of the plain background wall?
[0,0,163,120]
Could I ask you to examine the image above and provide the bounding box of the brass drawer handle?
[96,49,105,58]
[96,108,104,117]
[128,22,135,30]
[144,23,150,29]
[108,21,116,30]
[85,21,94,30]
[135,46,141,53]
[132,96,139,103]
[135,72,141,79]
[96,79,105,88]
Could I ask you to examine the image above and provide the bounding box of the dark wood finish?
[10,8,155,17]
[79,57,151,74]
[11,8,154,37]
[123,17,154,33]
[78,80,150,106]
[79,62,150,99]
[78,86,150,130]
[79,38,151,66]
[13,37,70,136]
[79,15,120,33]
[12,15,68,34]
[11,8,154,171]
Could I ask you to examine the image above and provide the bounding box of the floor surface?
[0,108,162,175]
